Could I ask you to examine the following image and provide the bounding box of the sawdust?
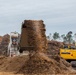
[20,20,47,53]
[0,54,75,75]
[0,20,75,75]
[0,72,23,75]
[47,40,63,55]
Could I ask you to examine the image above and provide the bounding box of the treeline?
[47,31,76,44]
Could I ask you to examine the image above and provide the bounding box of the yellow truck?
[60,45,76,62]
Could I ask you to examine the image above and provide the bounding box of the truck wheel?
[19,49,23,53]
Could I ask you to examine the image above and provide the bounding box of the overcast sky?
[0,0,76,36]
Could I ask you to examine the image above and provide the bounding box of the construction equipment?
[7,20,46,57]
[8,32,20,57]
[60,45,76,62]
[19,20,47,54]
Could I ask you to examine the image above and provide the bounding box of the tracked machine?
[60,45,76,62]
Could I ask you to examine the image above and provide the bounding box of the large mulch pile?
[0,20,75,75]
[47,40,63,55]
[0,34,9,56]
[0,53,75,75]
[20,20,47,53]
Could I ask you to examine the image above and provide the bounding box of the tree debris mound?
[0,34,10,56]
[0,54,75,75]
[0,20,75,75]
[47,40,63,55]
[20,20,47,53]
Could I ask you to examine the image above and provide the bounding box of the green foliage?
[48,31,76,45]
[47,36,50,40]
[53,32,60,40]
[66,31,73,44]
[60,31,73,44]
[46,33,51,40]
[61,34,65,38]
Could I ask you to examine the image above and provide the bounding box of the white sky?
[0,0,76,36]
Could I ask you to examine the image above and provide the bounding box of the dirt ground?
[0,72,76,75]
[0,40,76,75]
[0,72,23,75]
[0,54,75,75]
[0,20,76,75]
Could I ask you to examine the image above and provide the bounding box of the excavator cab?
[60,45,76,62]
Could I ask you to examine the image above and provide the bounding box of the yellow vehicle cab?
[60,45,76,62]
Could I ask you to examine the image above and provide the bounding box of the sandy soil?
[0,72,76,75]
[0,72,23,75]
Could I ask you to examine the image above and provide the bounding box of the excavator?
[60,44,76,62]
